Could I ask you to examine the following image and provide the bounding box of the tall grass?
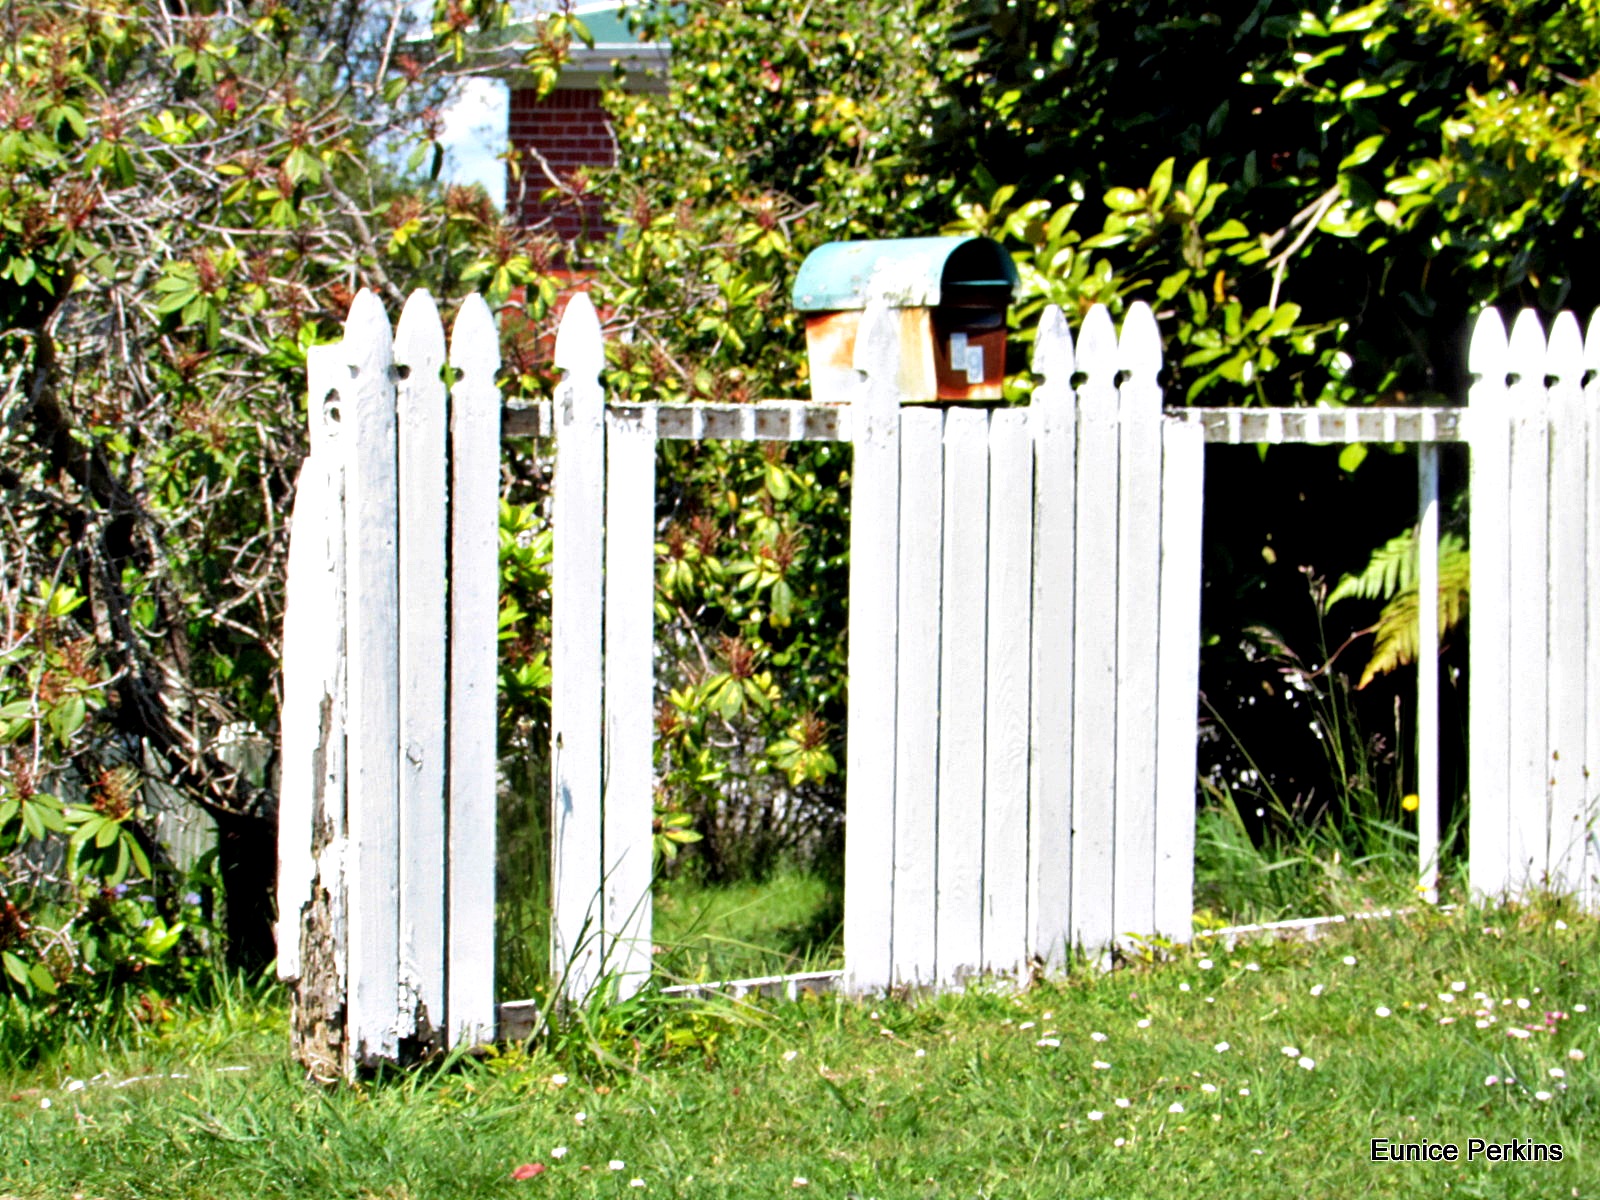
[496,746,551,1002]
[1195,600,1466,926]
[7,898,1596,1199]
[0,968,281,1073]
[652,868,842,983]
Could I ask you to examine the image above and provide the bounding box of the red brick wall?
[508,87,615,241]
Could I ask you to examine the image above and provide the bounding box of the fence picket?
[1112,303,1163,945]
[1545,313,1587,894]
[551,293,607,1003]
[1506,310,1551,894]
[936,406,989,980]
[1027,306,1077,969]
[892,407,944,985]
[1585,312,1600,911]
[1154,415,1203,943]
[394,290,448,1044]
[342,290,402,1066]
[447,295,501,1044]
[842,295,901,991]
[981,409,1033,975]
[276,342,347,990]
[1417,442,1440,902]
[602,404,657,999]
[1070,304,1121,953]
[1468,309,1512,899]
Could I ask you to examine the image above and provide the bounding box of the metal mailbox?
[791,236,1019,403]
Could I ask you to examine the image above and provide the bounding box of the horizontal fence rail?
[505,400,1467,445]
[503,399,849,441]
[1173,406,1465,444]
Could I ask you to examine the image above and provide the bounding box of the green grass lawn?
[650,869,842,983]
[5,899,1597,1199]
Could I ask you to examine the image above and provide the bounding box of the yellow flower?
[1401,793,1420,812]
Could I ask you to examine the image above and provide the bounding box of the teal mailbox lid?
[790,236,1019,312]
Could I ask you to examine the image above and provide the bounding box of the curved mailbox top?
[791,236,1019,312]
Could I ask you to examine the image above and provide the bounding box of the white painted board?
[550,294,607,1003]
[981,409,1033,976]
[341,290,402,1067]
[842,295,901,993]
[1027,307,1077,969]
[1111,303,1163,945]
[277,342,347,983]
[891,407,944,986]
[394,290,448,1042]
[1069,305,1121,955]
[1416,444,1440,903]
[935,406,990,982]
[447,294,502,1043]
[1467,309,1512,900]
[603,405,657,999]
[1543,312,1587,893]
[1154,417,1203,944]
[1505,310,1550,896]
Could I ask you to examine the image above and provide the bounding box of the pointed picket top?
[1585,308,1600,381]
[1030,303,1075,389]
[1546,310,1583,389]
[345,288,391,357]
[396,289,446,381]
[553,291,604,383]
[1467,307,1508,388]
[450,292,502,386]
[1076,303,1119,399]
[852,291,903,411]
[1506,308,1547,386]
[1116,301,1162,385]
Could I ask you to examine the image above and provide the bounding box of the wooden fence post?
[394,291,448,1049]
[1585,311,1600,912]
[1506,310,1550,895]
[551,293,607,1003]
[1416,438,1440,904]
[280,340,348,1079]
[1027,305,1077,971]
[602,399,658,1000]
[447,295,501,1044]
[1467,308,1511,900]
[1149,313,1202,946]
[1111,302,1164,945]
[341,291,403,1069]
[1544,312,1587,895]
[843,293,900,992]
[935,401,989,981]
[1069,304,1120,954]
[891,402,942,986]
[981,404,1033,977]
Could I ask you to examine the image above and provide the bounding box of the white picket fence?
[276,290,501,1074]
[278,288,1600,1075]
[1465,308,1600,903]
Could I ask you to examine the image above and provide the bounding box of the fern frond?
[1326,529,1469,612]
[1325,531,1418,611]
[1356,539,1470,687]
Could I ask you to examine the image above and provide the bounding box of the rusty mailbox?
[791,236,1019,403]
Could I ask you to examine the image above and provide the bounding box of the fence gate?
[838,301,1206,989]
[543,295,1205,1000]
